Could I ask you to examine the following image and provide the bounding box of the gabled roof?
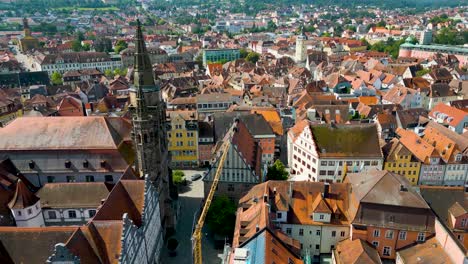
[0,226,76,263]
[310,124,382,158]
[347,169,429,209]
[8,179,39,209]
[334,239,382,264]
[64,220,123,264]
[0,117,131,151]
[37,182,111,209]
[92,180,145,226]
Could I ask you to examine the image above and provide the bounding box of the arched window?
[137,134,142,144]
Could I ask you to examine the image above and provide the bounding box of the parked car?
[191,174,202,181]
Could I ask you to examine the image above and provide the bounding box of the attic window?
[100,160,107,168]
[83,160,89,168]
[28,160,35,169]
[65,160,72,168]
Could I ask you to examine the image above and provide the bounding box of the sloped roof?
[429,103,467,127]
[310,124,382,158]
[0,226,76,263]
[0,117,131,150]
[8,179,39,209]
[92,180,145,226]
[37,182,111,209]
[65,220,123,264]
[334,239,382,264]
[397,237,453,264]
[347,169,429,209]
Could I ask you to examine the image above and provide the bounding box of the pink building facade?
[399,43,468,67]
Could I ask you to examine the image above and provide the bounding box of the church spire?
[23,17,31,37]
[133,19,155,87]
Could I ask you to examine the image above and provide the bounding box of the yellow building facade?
[384,140,421,185]
[167,111,199,168]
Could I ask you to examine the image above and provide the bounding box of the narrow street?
[162,170,223,264]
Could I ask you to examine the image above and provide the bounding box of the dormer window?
[83,160,89,168]
[65,160,71,168]
[456,154,462,162]
[29,160,35,169]
[100,160,106,168]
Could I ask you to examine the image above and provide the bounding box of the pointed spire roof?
[8,179,39,209]
[133,19,156,87]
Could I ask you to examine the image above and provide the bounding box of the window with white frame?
[68,210,77,218]
[417,232,425,242]
[385,230,394,239]
[383,246,391,256]
[48,211,57,219]
[399,231,407,240]
[373,229,380,237]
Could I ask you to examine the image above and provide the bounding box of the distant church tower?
[19,17,39,53]
[295,25,307,63]
[129,20,175,232]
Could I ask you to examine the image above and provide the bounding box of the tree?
[82,43,91,51]
[71,40,82,52]
[94,37,112,53]
[245,52,260,64]
[172,170,185,185]
[114,39,128,54]
[266,160,288,181]
[416,68,431,77]
[51,72,63,85]
[206,195,236,237]
[239,48,248,59]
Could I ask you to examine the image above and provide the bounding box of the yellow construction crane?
[192,128,234,264]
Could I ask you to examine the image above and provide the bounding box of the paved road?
[162,170,223,264]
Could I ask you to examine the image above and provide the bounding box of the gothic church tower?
[129,20,175,232]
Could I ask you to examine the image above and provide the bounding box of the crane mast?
[192,128,234,264]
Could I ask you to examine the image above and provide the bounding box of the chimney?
[255,224,260,232]
[263,194,268,203]
[323,182,330,198]
[335,109,341,123]
[400,185,407,192]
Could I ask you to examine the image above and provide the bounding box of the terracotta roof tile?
[8,179,39,209]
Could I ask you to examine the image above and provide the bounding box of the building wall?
[365,226,431,259]
[38,60,122,76]
[198,142,214,165]
[202,49,240,66]
[280,223,349,256]
[434,218,467,264]
[43,208,97,226]
[257,137,275,165]
[384,157,421,185]
[120,180,163,264]
[2,150,128,187]
[168,115,199,168]
[11,200,45,227]
[443,163,467,186]
[418,163,445,185]
[289,126,382,182]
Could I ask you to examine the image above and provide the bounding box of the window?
[319,170,326,175]
[105,175,113,182]
[227,184,234,191]
[340,231,345,237]
[383,246,391,256]
[327,170,334,175]
[66,176,76,182]
[299,229,304,236]
[88,210,96,217]
[277,212,282,219]
[315,244,320,250]
[331,231,336,237]
[321,161,327,166]
[461,218,467,227]
[319,214,324,220]
[385,230,394,239]
[316,230,321,236]
[371,161,378,166]
[17,210,22,216]
[372,241,379,247]
[48,211,57,219]
[286,228,292,235]
[68,210,77,218]
[399,231,407,240]
[47,176,55,183]
[373,229,380,237]
[27,208,32,215]
[85,175,95,182]
[417,232,425,242]
[328,161,335,166]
